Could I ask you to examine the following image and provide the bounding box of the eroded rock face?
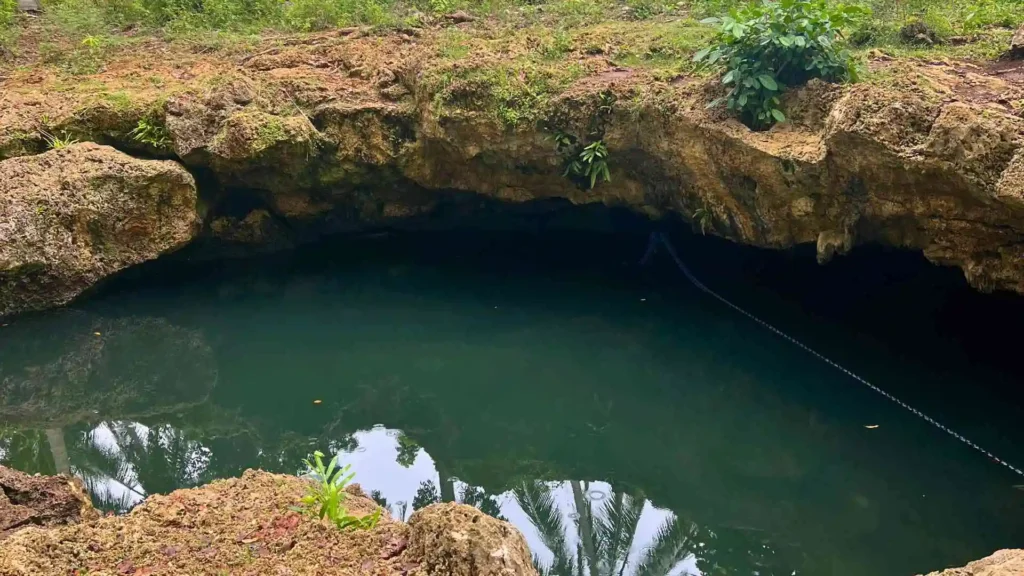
[153,62,1024,294]
[4,35,1024,297]
[0,144,199,317]
[0,466,97,539]
[923,549,1024,576]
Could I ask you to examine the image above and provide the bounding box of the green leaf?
[771,108,786,122]
[721,70,735,84]
[757,74,778,90]
[693,47,711,62]
[700,16,720,24]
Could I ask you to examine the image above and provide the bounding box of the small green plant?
[40,130,81,150]
[694,0,867,130]
[564,140,611,189]
[428,0,455,14]
[130,117,172,150]
[81,35,103,50]
[295,451,381,531]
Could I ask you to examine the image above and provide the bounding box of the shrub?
[694,0,867,129]
[296,451,381,531]
[1,0,17,31]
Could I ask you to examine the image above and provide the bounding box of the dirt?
[0,469,536,576]
[0,466,97,539]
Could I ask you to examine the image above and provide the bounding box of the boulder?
[0,466,97,539]
[1010,26,1024,59]
[408,503,537,576]
[0,143,199,317]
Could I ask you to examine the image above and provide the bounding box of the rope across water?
[641,231,1024,478]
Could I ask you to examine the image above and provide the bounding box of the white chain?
[649,232,1024,478]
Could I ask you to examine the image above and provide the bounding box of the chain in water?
[645,232,1024,478]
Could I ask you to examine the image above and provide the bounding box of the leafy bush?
[296,451,381,531]
[694,0,867,129]
[1,0,16,31]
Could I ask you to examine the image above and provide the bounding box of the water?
[2,228,1024,576]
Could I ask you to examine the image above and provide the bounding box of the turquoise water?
[2,228,1023,576]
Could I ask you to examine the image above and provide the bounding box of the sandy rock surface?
[923,549,1024,576]
[0,469,537,576]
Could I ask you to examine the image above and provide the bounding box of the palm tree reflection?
[515,480,701,576]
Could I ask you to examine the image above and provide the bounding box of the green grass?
[3,0,1023,84]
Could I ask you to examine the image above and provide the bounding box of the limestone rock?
[0,466,97,539]
[408,503,537,576]
[0,470,538,576]
[1010,25,1024,59]
[0,143,199,317]
[922,549,1024,576]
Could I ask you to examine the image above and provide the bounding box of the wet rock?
[0,144,199,317]
[0,466,97,539]
[408,502,537,576]
[922,549,1024,575]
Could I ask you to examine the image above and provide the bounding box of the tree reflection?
[410,478,506,521]
[514,479,796,576]
[515,480,701,576]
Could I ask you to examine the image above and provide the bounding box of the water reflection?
[0,421,795,576]
[3,250,1024,576]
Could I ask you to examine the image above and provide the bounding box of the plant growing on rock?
[40,130,81,150]
[296,450,381,531]
[553,131,613,190]
[694,0,867,129]
[130,117,172,150]
[565,140,612,189]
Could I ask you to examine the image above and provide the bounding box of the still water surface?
[2,229,1023,576]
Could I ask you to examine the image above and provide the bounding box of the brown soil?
[0,466,97,539]
[0,469,536,576]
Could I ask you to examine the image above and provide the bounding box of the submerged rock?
[0,469,537,576]
[923,549,1024,575]
[0,466,97,539]
[0,144,199,317]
